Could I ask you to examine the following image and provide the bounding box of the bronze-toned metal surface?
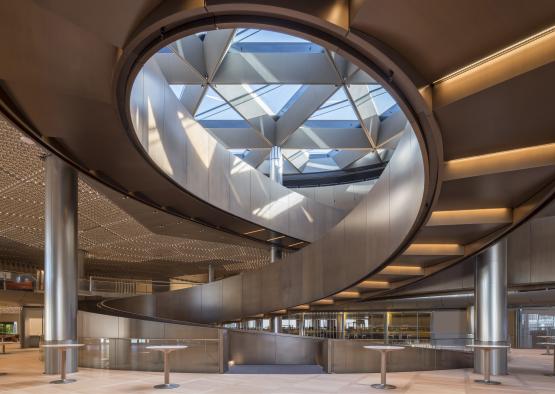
[104,128,427,322]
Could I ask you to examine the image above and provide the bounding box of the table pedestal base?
[154,383,179,389]
[371,383,396,390]
[474,379,501,385]
[50,378,76,384]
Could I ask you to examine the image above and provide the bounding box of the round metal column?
[269,146,283,263]
[474,239,508,375]
[208,264,214,283]
[269,146,283,185]
[44,155,78,374]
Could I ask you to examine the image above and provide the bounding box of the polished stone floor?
[1,344,554,393]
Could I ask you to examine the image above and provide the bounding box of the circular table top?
[145,345,188,351]
[466,344,510,349]
[41,343,85,348]
[363,345,405,351]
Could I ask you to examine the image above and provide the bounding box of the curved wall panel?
[129,59,345,243]
[105,125,426,323]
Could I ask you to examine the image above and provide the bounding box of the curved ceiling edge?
[114,7,442,253]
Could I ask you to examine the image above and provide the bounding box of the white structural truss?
[156,28,409,176]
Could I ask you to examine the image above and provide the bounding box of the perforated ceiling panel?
[0,118,270,279]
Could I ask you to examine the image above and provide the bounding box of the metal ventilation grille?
[0,118,270,279]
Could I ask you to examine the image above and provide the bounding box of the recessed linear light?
[379,266,424,276]
[444,143,555,181]
[266,235,285,242]
[427,208,512,226]
[243,228,265,235]
[433,24,555,84]
[311,298,334,305]
[358,280,390,289]
[288,241,305,247]
[334,291,360,298]
[290,304,310,310]
[403,243,464,256]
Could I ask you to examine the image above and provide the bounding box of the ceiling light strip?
[266,235,285,242]
[433,24,555,85]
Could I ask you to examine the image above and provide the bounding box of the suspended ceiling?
[0,117,269,280]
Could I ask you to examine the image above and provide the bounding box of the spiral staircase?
[0,1,554,324]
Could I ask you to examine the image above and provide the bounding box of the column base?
[371,383,396,389]
[474,379,501,385]
[154,383,179,389]
[50,378,76,384]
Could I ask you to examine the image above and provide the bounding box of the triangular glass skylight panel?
[194,87,244,121]
[169,84,186,99]
[246,84,302,116]
[371,87,397,116]
[307,87,359,122]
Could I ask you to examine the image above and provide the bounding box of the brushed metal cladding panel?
[507,221,531,284]
[201,280,223,324]
[530,216,555,283]
[269,180,290,234]
[365,165,391,269]
[124,317,164,339]
[288,192,309,240]
[208,144,231,211]
[221,274,242,321]
[154,290,177,320]
[229,156,252,218]
[185,116,210,201]
[130,69,147,146]
[301,243,325,301]
[260,262,282,313]
[78,312,119,339]
[162,80,188,185]
[280,252,303,308]
[275,336,321,364]
[303,195,319,242]
[163,322,219,340]
[229,331,277,365]
[322,221,346,295]
[242,271,262,317]
[389,131,424,251]
[343,196,368,280]
[250,170,271,228]
[180,285,203,322]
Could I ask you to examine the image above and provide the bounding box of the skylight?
[195,87,243,121]
[246,85,302,116]
[308,88,358,121]
[151,27,405,179]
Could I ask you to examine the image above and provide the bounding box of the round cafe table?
[466,344,510,385]
[537,336,555,355]
[363,345,405,390]
[538,342,555,376]
[40,343,85,384]
[146,345,188,389]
